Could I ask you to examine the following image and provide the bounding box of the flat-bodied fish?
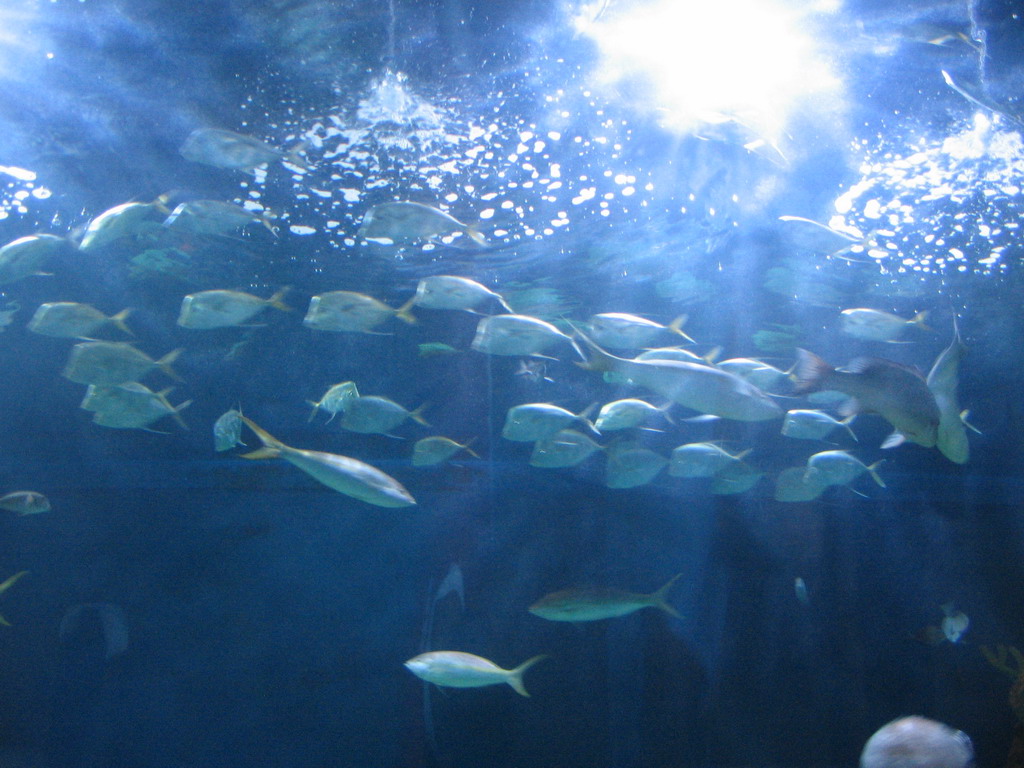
[774,466,828,502]
[782,409,857,442]
[716,357,794,392]
[177,288,291,329]
[28,302,133,338]
[213,408,245,451]
[78,197,170,251]
[668,442,751,478]
[926,318,971,464]
[412,437,478,466]
[413,275,512,313]
[577,332,781,421]
[340,396,429,435]
[404,651,547,696]
[164,200,276,237]
[471,314,582,358]
[529,573,682,622]
[710,461,763,495]
[502,403,596,442]
[303,291,415,333]
[529,429,602,468]
[604,444,668,489]
[180,128,310,172]
[240,416,416,508]
[83,383,191,431]
[587,313,693,349]
[805,450,885,488]
[63,341,182,386]
[0,234,66,285]
[0,491,50,515]
[594,398,672,431]
[794,349,939,449]
[359,202,487,247]
[307,381,360,423]
[840,308,929,342]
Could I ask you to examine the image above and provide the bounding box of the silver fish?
[413,275,512,313]
[840,308,930,342]
[594,399,671,431]
[926,318,971,464]
[668,442,750,478]
[604,444,668,489]
[177,288,291,329]
[501,403,595,442]
[359,202,486,246]
[781,409,857,442]
[412,437,478,466]
[63,342,182,386]
[0,491,50,515]
[307,381,360,423]
[403,651,546,696]
[303,291,415,333]
[78,197,169,251]
[180,128,310,172]
[340,396,429,435]
[213,408,245,451]
[716,358,794,392]
[805,450,885,488]
[529,429,602,468]
[529,574,682,622]
[27,303,133,338]
[774,466,828,502]
[0,234,66,285]
[84,383,191,431]
[471,314,581,358]
[164,200,276,237]
[587,313,693,349]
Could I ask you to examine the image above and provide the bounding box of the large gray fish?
[83,383,191,431]
[0,234,67,285]
[794,349,939,449]
[28,302,133,338]
[471,314,582,358]
[240,417,416,508]
[164,200,276,237]
[63,342,182,386]
[78,197,170,251]
[926,317,972,464]
[180,128,310,173]
[576,332,781,421]
[358,202,486,247]
[177,288,291,329]
[413,275,512,313]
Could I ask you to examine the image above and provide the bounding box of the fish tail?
[461,437,481,459]
[171,399,193,431]
[793,349,832,393]
[0,571,28,596]
[268,287,293,312]
[702,346,722,365]
[960,410,982,435]
[305,400,320,423]
[395,296,418,325]
[667,314,696,344]
[465,223,488,247]
[651,573,684,619]
[734,448,754,462]
[157,348,184,382]
[570,326,616,372]
[110,308,134,336]
[410,403,431,427]
[867,460,887,488]
[152,192,173,215]
[578,403,601,436]
[911,310,931,332]
[495,292,514,313]
[284,140,313,170]
[841,414,858,441]
[507,654,549,697]
[239,416,285,456]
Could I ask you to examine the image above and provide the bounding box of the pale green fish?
[501,403,596,442]
[0,491,50,515]
[794,349,939,449]
[716,358,794,392]
[412,437,479,466]
[240,416,416,508]
[709,461,763,495]
[782,409,857,442]
[307,381,360,423]
[604,444,668,489]
[84,383,191,431]
[180,128,310,172]
[303,291,415,333]
[413,275,512,313]
[0,234,66,285]
[668,442,751,479]
[28,302,133,338]
[177,288,291,329]
[471,314,581,358]
[926,317,972,465]
[404,651,547,696]
[164,200,276,236]
[418,342,458,358]
[594,398,671,431]
[940,602,969,643]
[62,341,182,386]
[805,450,885,488]
[0,301,19,331]
[0,571,28,626]
[774,466,828,502]
[340,395,429,435]
[358,202,487,247]
[78,196,170,251]
[529,573,682,622]
[587,313,693,349]
[529,429,602,468]
[577,332,781,422]
[840,308,930,342]
[213,408,245,451]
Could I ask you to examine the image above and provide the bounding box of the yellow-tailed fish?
[781,409,857,442]
[62,341,182,386]
[177,288,291,329]
[805,450,885,488]
[78,196,170,251]
[501,403,596,442]
[586,312,694,348]
[529,429,603,468]
[28,302,133,338]
[529,573,682,622]
[404,651,547,696]
[359,202,487,247]
[413,275,512,313]
[840,308,930,342]
[303,291,415,333]
[180,128,310,173]
[339,396,429,435]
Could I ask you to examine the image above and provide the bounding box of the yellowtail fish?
[529,429,603,468]
[576,332,781,422]
[0,491,50,515]
[28,302,133,338]
[594,399,672,431]
[164,200,276,237]
[586,312,694,349]
[78,196,170,251]
[359,202,487,247]
[794,349,939,449]
[62,341,182,386]
[471,314,582,358]
[239,416,416,508]
[529,573,682,622]
[668,442,751,478]
[340,396,429,435]
[412,437,479,466]
[805,450,885,488]
[303,291,415,333]
[404,651,547,696]
[782,409,857,442]
[213,408,245,451]
[177,288,291,329]
[180,128,310,172]
[0,571,28,626]
[840,308,930,342]
[501,403,596,442]
[926,317,974,464]
[84,383,192,431]
[307,381,360,423]
[940,602,969,643]
[774,466,828,502]
[604,444,668,489]
[0,233,66,285]
[413,275,512,313]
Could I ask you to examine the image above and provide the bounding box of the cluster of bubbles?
[0,166,52,222]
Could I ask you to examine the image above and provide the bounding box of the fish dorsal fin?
[880,431,906,450]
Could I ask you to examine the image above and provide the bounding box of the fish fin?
[507,654,549,697]
[569,326,619,372]
[910,310,931,332]
[240,447,281,460]
[395,296,418,325]
[793,349,832,392]
[961,410,982,434]
[110,308,134,336]
[0,571,28,596]
[306,401,320,423]
[681,414,721,424]
[840,414,858,441]
[464,223,488,248]
[666,314,696,344]
[240,416,286,452]
[267,287,293,312]
[866,460,887,487]
[838,398,860,418]
[410,403,431,427]
[171,399,193,431]
[734,448,753,461]
[880,432,905,450]
[495,294,514,313]
[651,573,684,619]
[702,346,722,365]
[157,348,184,382]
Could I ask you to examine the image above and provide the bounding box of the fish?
[774,466,828,502]
[0,301,19,331]
[709,461,763,495]
[177,288,291,329]
[239,416,416,508]
[27,302,133,338]
[307,381,360,423]
[840,308,930,342]
[403,651,547,696]
[529,573,682,622]
[805,450,885,489]
[940,602,969,643]
[418,342,459,358]
[794,349,939,449]
[0,491,51,515]
[604,444,668,489]
[164,200,276,237]
[794,577,810,606]
[781,409,857,442]
[926,317,973,464]
[412,437,479,466]
[586,313,694,348]
[667,442,751,478]
[303,291,415,333]
[180,127,310,172]
[0,233,66,285]
[213,408,246,451]
[358,202,487,247]
[0,571,28,626]
[634,347,716,364]
[84,383,192,431]
[529,429,603,468]
[413,275,513,313]
[861,717,974,768]
[471,314,582,358]
[576,332,781,422]
[62,342,182,386]
[78,196,170,251]
[340,396,429,435]
[501,403,596,442]
[593,398,672,431]
[716,358,794,392]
